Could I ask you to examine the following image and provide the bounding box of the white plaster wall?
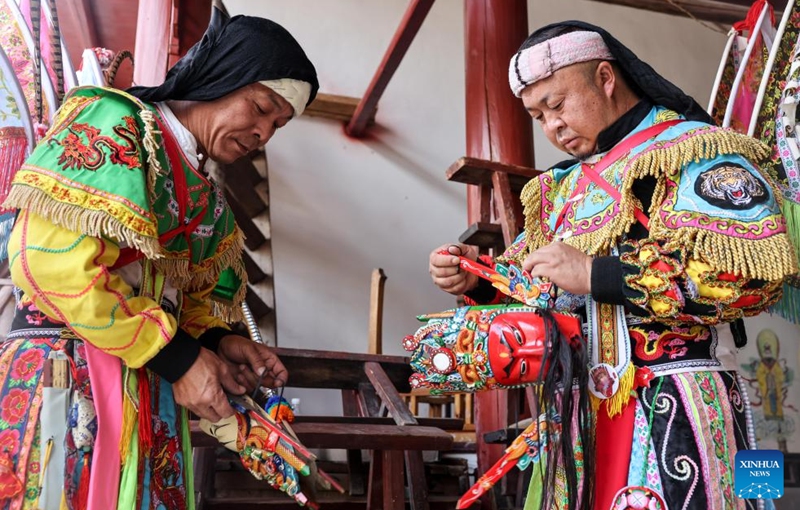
[226,0,798,420]
[226,0,467,417]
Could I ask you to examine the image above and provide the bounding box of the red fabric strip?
[593,399,636,510]
[555,120,681,233]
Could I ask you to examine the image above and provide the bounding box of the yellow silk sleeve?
[179,281,231,339]
[7,210,179,367]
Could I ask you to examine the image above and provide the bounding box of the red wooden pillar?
[464,1,533,507]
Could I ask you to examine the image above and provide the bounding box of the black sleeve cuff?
[591,256,626,305]
[198,327,230,353]
[145,328,201,383]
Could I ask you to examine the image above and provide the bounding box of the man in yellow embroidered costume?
[429,21,798,510]
[0,8,317,510]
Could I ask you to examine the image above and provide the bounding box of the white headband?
[508,31,615,97]
[259,78,312,117]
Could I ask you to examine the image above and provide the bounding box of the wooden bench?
[192,347,456,510]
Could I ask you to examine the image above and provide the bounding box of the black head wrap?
[519,20,712,124]
[128,8,319,107]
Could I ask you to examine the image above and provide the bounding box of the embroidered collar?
[596,98,654,153]
[553,99,654,169]
[155,102,202,168]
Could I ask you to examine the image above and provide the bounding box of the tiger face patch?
[695,163,768,209]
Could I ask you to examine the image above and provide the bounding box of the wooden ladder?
[446,157,541,251]
[213,151,278,345]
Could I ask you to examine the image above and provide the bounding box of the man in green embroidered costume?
[0,7,318,510]
[429,21,798,510]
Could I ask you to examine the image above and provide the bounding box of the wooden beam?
[367,268,387,355]
[342,390,367,497]
[588,0,757,25]
[272,348,412,392]
[446,156,541,192]
[171,0,212,67]
[405,450,431,510]
[292,415,464,429]
[345,0,435,137]
[288,422,453,450]
[458,222,504,249]
[364,361,418,426]
[191,421,453,450]
[305,93,376,124]
[464,3,532,507]
[492,171,521,246]
[382,451,405,510]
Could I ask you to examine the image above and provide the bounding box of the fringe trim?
[513,177,549,267]
[769,281,800,324]
[119,389,136,461]
[138,108,166,202]
[655,227,797,282]
[591,363,636,419]
[783,199,800,264]
[153,227,247,322]
[520,127,796,282]
[2,186,161,258]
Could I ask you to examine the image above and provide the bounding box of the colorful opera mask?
[199,396,343,508]
[404,305,582,392]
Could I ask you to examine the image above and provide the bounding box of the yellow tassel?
[119,390,137,461]
[32,438,54,509]
[605,364,636,419]
[2,183,162,259]
[590,394,602,414]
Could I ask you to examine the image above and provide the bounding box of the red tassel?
[732,0,774,35]
[0,127,28,204]
[138,368,153,453]
[75,452,90,510]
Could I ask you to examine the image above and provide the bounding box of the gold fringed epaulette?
[516,124,797,283]
[2,86,166,260]
[627,126,770,182]
[626,126,797,282]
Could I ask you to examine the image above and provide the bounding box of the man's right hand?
[429,243,480,295]
[172,348,245,422]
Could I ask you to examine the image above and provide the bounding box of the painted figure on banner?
[740,328,797,453]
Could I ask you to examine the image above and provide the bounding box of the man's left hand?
[217,335,289,393]
[522,242,593,295]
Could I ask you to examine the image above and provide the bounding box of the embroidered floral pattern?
[1,387,30,425]
[10,347,44,383]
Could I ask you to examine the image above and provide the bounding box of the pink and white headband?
[508,31,615,97]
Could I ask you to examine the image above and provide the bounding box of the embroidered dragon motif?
[629,325,711,361]
[54,116,141,171]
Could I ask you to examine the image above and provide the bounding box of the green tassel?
[784,199,800,261]
[771,200,800,324]
[769,281,800,325]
